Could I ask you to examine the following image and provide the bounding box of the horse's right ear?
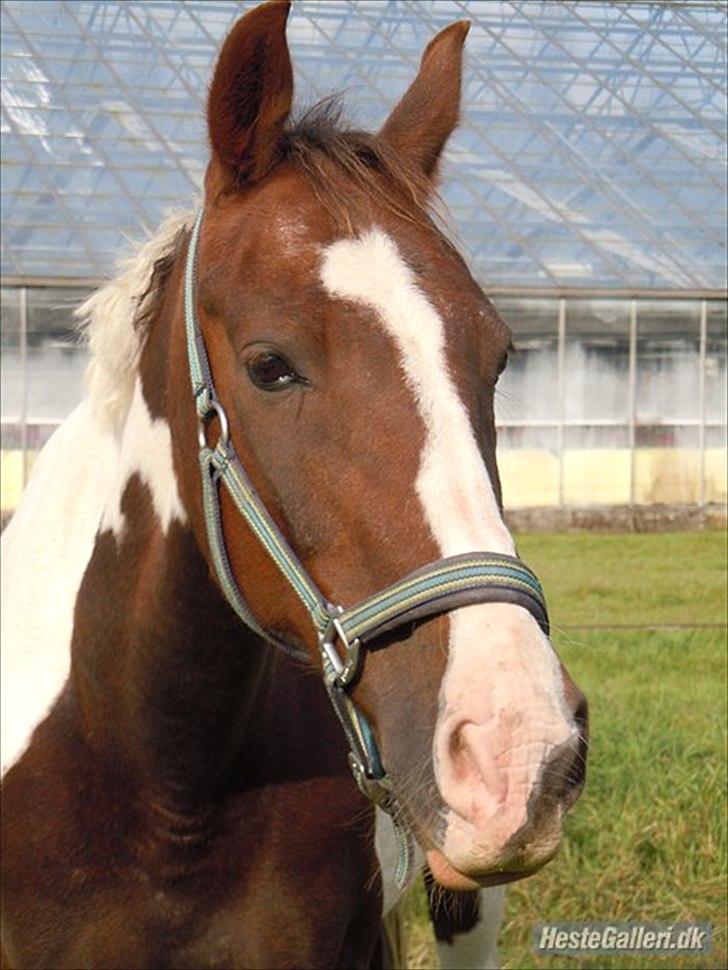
[206,1,293,192]
[380,20,470,179]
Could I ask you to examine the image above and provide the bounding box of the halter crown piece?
[184,210,550,888]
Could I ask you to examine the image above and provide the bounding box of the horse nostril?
[442,720,508,815]
[539,724,587,804]
[565,736,587,793]
[447,721,493,788]
[573,695,589,734]
[565,696,589,793]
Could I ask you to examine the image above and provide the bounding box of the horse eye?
[247,352,299,391]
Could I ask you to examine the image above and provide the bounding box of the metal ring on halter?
[319,606,362,689]
[348,752,393,806]
[197,397,230,451]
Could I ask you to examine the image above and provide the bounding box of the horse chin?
[425,848,545,890]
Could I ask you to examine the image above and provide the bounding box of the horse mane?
[75,99,438,431]
[280,97,437,232]
[75,211,193,430]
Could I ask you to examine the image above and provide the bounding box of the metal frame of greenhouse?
[2,1,726,509]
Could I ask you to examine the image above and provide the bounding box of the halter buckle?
[348,752,393,808]
[319,606,361,689]
[197,396,230,451]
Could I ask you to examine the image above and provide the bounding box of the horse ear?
[380,20,470,179]
[206,0,293,190]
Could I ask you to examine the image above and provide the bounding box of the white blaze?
[321,229,513,557]
[321,229,575,868]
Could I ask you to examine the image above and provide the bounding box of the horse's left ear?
[380,20,470,179]
[206,0,293,191]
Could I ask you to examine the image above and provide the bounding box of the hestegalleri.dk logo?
[533,922,712,956]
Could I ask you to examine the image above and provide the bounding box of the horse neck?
[71,252,351,818]
[70,257,280,808]
[70,466,278,803]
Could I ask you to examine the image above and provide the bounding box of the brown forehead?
[199,162,511,353]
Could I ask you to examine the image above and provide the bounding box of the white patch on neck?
[320,229,513,556]
[100,377,187,537]
[1,403,116,774]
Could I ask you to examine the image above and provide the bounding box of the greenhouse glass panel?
[493,298,559,424]
[634,425,700,505]
[635,301,701,426]
[1,0,725,288]
[706,301,727,430]
[496,425,559,509]
[563,300,630,423]
[26,288,88,424]
[1,288,21,426]
[562,425,631,507]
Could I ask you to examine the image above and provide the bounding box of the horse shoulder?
[0,402,116,774]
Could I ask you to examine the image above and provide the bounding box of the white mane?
[1,209,193,775]
[75,210,194,429]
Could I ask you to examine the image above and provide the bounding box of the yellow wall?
[496,449,561,508]
[497,447,726,507]
[563,450,631,507]
[2,447,726,513]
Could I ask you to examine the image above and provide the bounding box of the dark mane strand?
[280,97,443,233]
[134,226,188,334]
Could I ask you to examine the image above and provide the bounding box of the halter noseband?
[184,210,549,885]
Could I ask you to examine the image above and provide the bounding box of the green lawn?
[403,532,728,970]
[517,531,727,628]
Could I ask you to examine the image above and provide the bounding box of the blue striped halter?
[184,210,549,885]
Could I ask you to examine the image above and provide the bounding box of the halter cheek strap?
[184,209,550,887]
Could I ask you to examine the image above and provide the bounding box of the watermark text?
[533,922,712,956]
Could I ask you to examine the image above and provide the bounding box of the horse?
[0,3,588,967]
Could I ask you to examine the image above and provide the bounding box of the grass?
[517,531,727,628]
[402,532,728,970]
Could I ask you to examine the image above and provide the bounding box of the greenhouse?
[2,0,726,512]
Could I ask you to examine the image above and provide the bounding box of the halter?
[184,209,549,885]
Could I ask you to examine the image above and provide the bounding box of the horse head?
[163,0,587,892]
